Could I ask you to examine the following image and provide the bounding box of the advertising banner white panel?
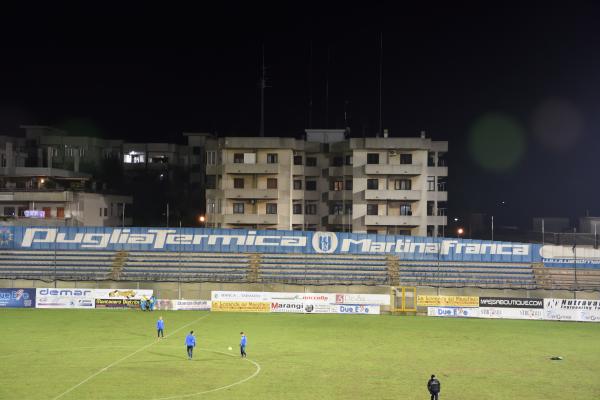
[268,301,381,314]
[427,307,480,318]
[93,289,154,300]
[156,299,211,311]
[35,288,96,309]
[544,298,600,322]
[478,307,544,320]
[211,291,388,305]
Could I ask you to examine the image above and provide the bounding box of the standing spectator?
[156,316,165,339]
[427,374,441,400]
[185,331,196,360]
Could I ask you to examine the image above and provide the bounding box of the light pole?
[457,227,464,239]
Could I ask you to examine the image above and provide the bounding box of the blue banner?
[0,288,36,308]
[0,226,596,266]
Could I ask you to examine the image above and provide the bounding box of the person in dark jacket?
[427,374,441,400]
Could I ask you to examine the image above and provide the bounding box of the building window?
[400,203,412,216]
[104,208,108,217]
[438,152,447,167]
[124,151,145,164]
[267,178,278,189]
[206,175,216,189]
[367,153,379,164]
[293,180,302,190]
[99,208,102,217]
[306,157,317,166]
[206,151,216,165]
[345,203,352,215]
[400,154,412,165]
[234,153,244,163]
[367,179,379,190]
[331,156,343,167]
[293,203,303,214]
[294,155,303,165]
[427,225,435,237]
[428,152,436,167]
[305,202,317,215]
[427,201,435,216]
[367,229,378,235]
[394,179,411,190]
[345,155,353,165]
[399,229,411,236]
[333,180,344,191]
[267,153,278,164]
[437,178,447,192]
[330,203,343,215]
[345,179,353,190]
[367,204,378,215]
[266,203,277,214]
[306,180,317,191]
[234,178,244,189]
[427,176,435,191]
[233,203,244,214]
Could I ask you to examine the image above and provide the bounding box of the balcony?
[328,166,350,176]
[426,191,448,202]
[223,214,279,225]
[365,190,421,201]
[328,215,352,225]
[427,166,448,176]
[328,191,353,201]
[224,163,279,174]
[224,189,278,199]
[303,166,321,177]
[365,164,422,175]
[0,190,74,202]
[364,215,422,226]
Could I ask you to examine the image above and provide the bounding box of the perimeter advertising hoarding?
[0,288,36,308]
[95,298,140,309]
[479,297,544,309]
[269,301,380,314]
[156,300,211,311]
[478,307,544,320]
[211,291,389,305]
[35,288,154,309]
[417,295,479,307]
[427,307,480,318]
[35,288,96,309]
[211,301,270,313]
[544,298,600,322]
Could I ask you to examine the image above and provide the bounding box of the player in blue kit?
[185,331,196,359]
[240,331,247,358]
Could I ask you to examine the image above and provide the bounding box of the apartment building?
[205,130,448,236]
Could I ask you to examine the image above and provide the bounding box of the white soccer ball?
[228,346,232,351]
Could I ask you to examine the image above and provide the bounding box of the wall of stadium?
[1,226,599,266]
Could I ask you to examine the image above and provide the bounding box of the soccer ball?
[228,346,232,351]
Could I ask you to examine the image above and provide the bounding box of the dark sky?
[0,3,599,228]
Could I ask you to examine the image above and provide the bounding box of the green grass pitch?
[1,309,599,399]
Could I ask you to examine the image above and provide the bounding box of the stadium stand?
[534,263,600,291]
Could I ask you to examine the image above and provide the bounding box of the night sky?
[0,3,599,228]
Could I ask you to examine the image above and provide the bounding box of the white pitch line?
[51,314,210,400]
[147,349,261,400]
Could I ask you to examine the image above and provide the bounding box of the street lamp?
[198,215,206,227]
[457,227,464,238]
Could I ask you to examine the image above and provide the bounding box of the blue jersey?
[240,335,247,346]
[157,319,164,330]
[185,334,196,347]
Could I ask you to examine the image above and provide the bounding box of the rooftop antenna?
[378,32,383,137]
[259,44,269,137]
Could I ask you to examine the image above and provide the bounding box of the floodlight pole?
[178,220,182,300]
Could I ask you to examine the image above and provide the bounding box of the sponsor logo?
[270,302,303,312]
[479,297,543,309]
[38,288,92,297]
[546,299,600,310]
[312,232,338,254]
[0,289,30,301]
[339,305,372,314]
[0,228,13,246]
[108,290,137,299]
[18,228,530,256]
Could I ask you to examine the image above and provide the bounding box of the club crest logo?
[0,228,13,246]
[312,232,338,254]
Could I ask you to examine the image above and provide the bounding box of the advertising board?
[95,298,140,309]
[35,288,96,309]
[544,298,600,322]
[211,301,270,313]
[0,288,36,308]
[269,301,380,314]
[169,300,211,311]
[417,295,479,307]
[334,293,390,306]
[212,291,389,305]
[479,297,543,309]
[478,307,544,320]
[427,307,480,318]
[93,289,153,300]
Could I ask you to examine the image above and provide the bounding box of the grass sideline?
[0,309,599,399]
